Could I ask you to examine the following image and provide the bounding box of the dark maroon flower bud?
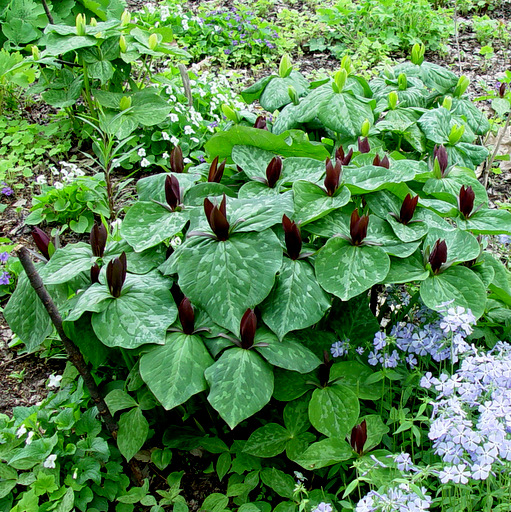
[32,227,51,260]
[204,195,230,241]
[170,145,184,174]
[208,156,226,183]
[358,137,370,154]
[350,209,369,246]
[335,146,353,165]
[318,350,333,387]
[179,296,195,335]
[254,115,268,130]
[266,156,282,188]
[90,222,107,257]
[106,252,127,298]
[165,174,180,211]
[433,145,448,176]
[324,157,342,196]
[373,154,390,169]
[458,185,475,218]
[429,239,447,274]
[240,308,257,349]
[499,82,507,98]
[398,194,419,225]
[90,263,100,284]
[350,420,368,455]
[282,214,302,260]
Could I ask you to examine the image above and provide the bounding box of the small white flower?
[111,219,122,231]
[138,148,146,157]
[162,152,169,159]
[170,136,179,146]
[170,236,182,248]
[43,454,57,469]
[16,425,27,438]
[54,182,64,190]
[169,113,179,122]
[47,374,62,389]
[184,125,194,135]
[190,137,200,143]
[72,468,78,479]
[26,431,35,445]
[140,158,151,168]
[183,158,191,164]
[182,19,189,30]
[36,175,47,185]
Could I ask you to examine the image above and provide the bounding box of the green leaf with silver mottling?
[387,215,428,243]
[294,438,353,469]
[385,251,429,284]
[283,394,311,435]
[41,243,94,284]
[121,201,189,252]
[282,158,326,185]
[424,226,480,263]
[470,259,494,289]
[136,172,199,203]
[183,182,237,206]
[308,386,360,438]
[330,362,383,400]
[117,407,149,461]
[360,414,390,452]
[243,423,290,457]
[260,468,295,499]
[330,295,379,344]
[175,231,282,336]
[293,180,351,225]
[140,333,213,410]
[423,173,488,208]
[254,328,321,373]
[315,238,390,301]
[232,145,278,181]
[205,348,274,429]
[65,283,113,322]
[238,181,282,199]
[369,216,421,258]
[420,265,486,319]
[261,258,331,340]
[273,368,315,401]
[458,209,511,235]
[343,163,416,194]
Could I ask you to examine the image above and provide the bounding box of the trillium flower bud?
[388,91,398,110]
[32,228,52,260]
[458,185,475,218]
[448,124,465,145]
[398,194,419,225]
[148,33,158,50]
[75,14,86,36]
[278,53,293,78]
[429,239,447,274]
[411,43,425,65]
[208,156,226,183]
[31,46,40,60]
[240,308,257,349]
[119,95,131,111]
[266,156,282,188]
[499,82,507,98]
[90,222,107,257]
[121,10,131,26]
[179,297,195,335]
[119,34,127,53]
[318,350,333,387]
[90,263,100,284]
[372,154,390,169]
[350,208,369,246]
[433,145,449,177]
[204,195,230,241]
[361,119,371,138]
[90,17,98,27]
[350,420,367,455]
[288,85,300,105]
[397,73,407,91]
[165,174,180,211]
[170,145,184,174]
[358,136,370,154]
[453,75,470,98]
[254,116,267,130]
[106,252,127,298]
[324,157,342,196]
[282,215,302,260]
[442,96,452,110]
[335,146,353,166]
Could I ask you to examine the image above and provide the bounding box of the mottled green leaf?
[294,438,353,469]
[117,407,149,461]
[244,423,290,457]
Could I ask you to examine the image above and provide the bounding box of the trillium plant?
[5,47,511,512]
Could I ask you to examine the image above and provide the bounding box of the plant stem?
[178,64,193,106]
[482,110,511,188]
[17,247,118,438]
[41,0,54,24]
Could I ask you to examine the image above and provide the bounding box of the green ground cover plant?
[3,38,511,511]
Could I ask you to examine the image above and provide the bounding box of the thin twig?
[41,0,54,24]
[178,64,193,106]
[453,0,462,75]
[17,247,118,438]
[482,110,511,188]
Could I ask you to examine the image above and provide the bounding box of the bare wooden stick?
[178,64,193,106]
[482,111,511,188]
[41,0,54,24]
[17,246,118,438]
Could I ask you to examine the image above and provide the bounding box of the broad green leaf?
[344,163,416,193]
[201,493,229,512]
[293,180,351,225]
[238,181,281,199]
[205,348,274,429]
[184,182,238,206]
[451,98,490,135]
[294,438,353,469]
[65,283,113,322]
[117,408,149,461]
[283,395,311,435]
[309,386,360,438]
[175,231,282,336]
[261,259,331,340]
[105,389,138,415]
[273,368,315,401]
[41,242,94,284]
[385,252,429,284]
[330,361,383,400]
[330,295,379,344]
[259,71,309,112]
[254,328,321,373]
[424,226,480,263]
[458,209,511,235]
[281,157,326,184]
[0,463,17,499]
[470,259,495,288]
[369,216,421,258]
[136,172,198,203]
[260,468,295,499]
[420,265,487,318]
[121,202,189,252]
[45,33,97,54]
[315,238,390,301]
[361,415,390,452]
[423,173,488,208]
[139,333,213,410]
[8,434,58,470]
[232,145,278,181]
[418,107,474,145]
[243,424,290,457]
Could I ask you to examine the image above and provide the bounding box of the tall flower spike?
[324,157,342,196]
[90,222,107,257]
[170,145,184,174]
[350,420,367,455]
[282,214,302,260]
[165,174,180,211]
[179,296,195,335]
[335,146,353,165]
[358,137,371,154]
[204,195,230,241]
[429,239,447,274]
[106,251,127,298]
[398,194,419,225]
[350,208,369,245]
[433,145,448,176]
[266,156,282,188]
[208,156,226,183]
[32,227,51,260]
[254,116,268,130]
[458,185,475,218]
[240,308,257,349]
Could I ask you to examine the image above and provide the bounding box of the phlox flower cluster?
[356,483,432,512]
[421,341,511,482]
[0,251,10,286]
[368,303,476,369]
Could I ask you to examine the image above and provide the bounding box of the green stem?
[81,61,97,119]
[386,289,420,333]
